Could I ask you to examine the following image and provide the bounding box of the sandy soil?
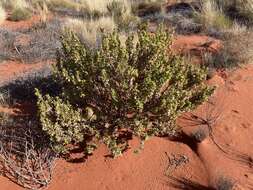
[0,54,252,190]
[1,15,42,31]
[0,13,253,190]
[0,60,51,86]
[46,64,253,190]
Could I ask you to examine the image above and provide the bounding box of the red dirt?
[172,35,222,55]
[1,64,253,190]
[49,138,208,190]
[0,60,51,84]
[1,15,42,31]
[0,27,253,189]
[44,64,253,190]
[0,61,36,81]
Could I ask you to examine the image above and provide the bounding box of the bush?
[9,7,32,21]
[36,25,213,157]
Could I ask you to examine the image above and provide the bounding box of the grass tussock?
[195,0,232,32]
[9,7,32,21]
[0,5,6,24]
[46,0,82,11]
[65,16,117,48]
[0,0,29,10]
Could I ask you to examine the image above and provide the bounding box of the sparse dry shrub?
[202,30,253,68]
[0,116,55,190]
[36,24,213,157]
[224,30,253,65]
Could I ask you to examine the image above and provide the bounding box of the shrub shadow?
[167,176,215,190]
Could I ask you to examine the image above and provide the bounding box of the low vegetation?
[0,5,6,24]
[195,0,233,33]
[0,0,253,189]
[65,16,117,48]
[9,7,32,21]
[35,25,213,157]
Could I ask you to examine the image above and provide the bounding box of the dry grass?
[82,0,117,13]
[202,30,253,68]
[195,0,232,32]
[215,0,253,22]
[0,0,29,9]
[0,5,6,24]
[9,7,32,21]
[46,0,82,11]
[65,16,117,48]
[37,1,49,24]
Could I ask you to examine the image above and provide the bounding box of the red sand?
[1,15,42,31]
[1,63,253,190]
[172,35,222,55]
[0,61,51,84]
[0,17,253,189]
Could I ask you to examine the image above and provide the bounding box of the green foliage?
[35,91,98,154]
[9,7,32,21]
[36,24,213,157]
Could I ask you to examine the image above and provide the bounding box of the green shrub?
[36,25,213,157]
[9,7,32,21]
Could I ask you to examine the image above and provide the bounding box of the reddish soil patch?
[1,15,42,31]
[1,65,252,190]
[0,60,51,85]
[0,61,36,81]
[172,35,222,55]
[0,33,253,190]
[49,138,208,190]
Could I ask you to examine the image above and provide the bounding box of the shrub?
[36,25,213,157]
[202,30,253,68]
[9,7,32,21]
